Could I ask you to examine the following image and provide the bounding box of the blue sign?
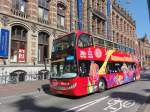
[0,29,9,58]
[77,0,83,30]
[107,0,111,17]
[65,55,74,61]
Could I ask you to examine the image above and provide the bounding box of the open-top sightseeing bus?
[50,30,140,96]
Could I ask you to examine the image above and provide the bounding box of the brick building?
[0,0,140,79]
[138,34,150,68]
[0,0,74,74]
[111,1,138,50]
[0,0,107,73]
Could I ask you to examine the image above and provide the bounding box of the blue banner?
[148,0,150,19]
[107,0,111,17]
[77,0,83,30]
[0,29,9,58]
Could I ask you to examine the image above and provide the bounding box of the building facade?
[0,0,108,73]
[111,1,138,50]
[138,35,150,68]
[0,0,74,73]
[0,0,141,81]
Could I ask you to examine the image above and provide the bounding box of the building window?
[116,33,119,43]
[57,3,66,29]
[12,0,27,12]
[97,19,101,34]
[38,32,49,63]
[11,26,27,63]
[112,31,115,42]
[92,0,96,9]
[92,16,96,33]
[97,0,101,10]
[116,15,119,29]
[102,0,105,13]
[38,0,49,21]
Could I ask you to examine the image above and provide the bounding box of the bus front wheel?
[98,79,106,92]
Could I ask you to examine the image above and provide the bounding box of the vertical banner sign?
[77,0,83,30]
[106,0,111,40]
[18,49,25,63]
[0,29,9,58]
[107,0,111,17]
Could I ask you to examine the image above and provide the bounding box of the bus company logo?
[88,48,93,58]
[94,48,102,58]
[80,51,87,58]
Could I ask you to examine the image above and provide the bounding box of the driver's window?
[78,34,93,48]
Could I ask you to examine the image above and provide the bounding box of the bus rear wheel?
[98,79,106,92]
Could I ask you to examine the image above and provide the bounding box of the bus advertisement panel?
[50,30,140,96]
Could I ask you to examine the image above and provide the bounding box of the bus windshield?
[51,33,77,78]
[51,61,77,78]
[52,33,76,53]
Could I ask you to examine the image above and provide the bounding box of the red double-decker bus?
[50,30,140,96]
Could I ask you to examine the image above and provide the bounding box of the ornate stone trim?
[1,15,9,26]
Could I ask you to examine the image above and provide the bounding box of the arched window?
[11,25,27,63]
[38,32,49,63]
[57,3,66,29]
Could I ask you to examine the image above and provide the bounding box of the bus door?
[78,60,90,88]
[78,60,100,93]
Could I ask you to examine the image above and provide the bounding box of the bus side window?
[106,64,110,74]
[78,39,84,48]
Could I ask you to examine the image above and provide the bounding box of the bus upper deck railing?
[93,36,135,54]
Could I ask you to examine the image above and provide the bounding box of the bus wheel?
[133,74,136,81]
[98,79,106,92]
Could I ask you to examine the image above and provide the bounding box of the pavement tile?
[0,80,49,97]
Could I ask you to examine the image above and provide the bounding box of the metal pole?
[87,0,90,33]
[70,0,73,31]
[44,58,47,70]
[106,0,112,40]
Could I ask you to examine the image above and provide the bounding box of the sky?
[117,0,150,39]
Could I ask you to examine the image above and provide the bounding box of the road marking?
[0,102,2,105]
[76,96,109,112]
[62,96,109,112]
[104,98,135,112]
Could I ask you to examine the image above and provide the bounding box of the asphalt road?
[0,71,150,112]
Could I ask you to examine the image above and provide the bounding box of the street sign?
[18,49,25,62]
[0,28,9,58]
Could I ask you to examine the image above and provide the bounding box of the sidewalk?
[0,80,49,97]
